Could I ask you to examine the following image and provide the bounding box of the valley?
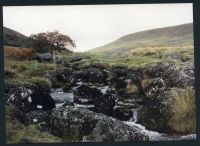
[4,23,196,143]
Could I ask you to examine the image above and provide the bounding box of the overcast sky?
[3,4,193,52]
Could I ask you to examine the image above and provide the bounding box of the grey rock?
[35,53,53,62]
[7,85,55,113]
[142,77,166,98]
[73,68,108,84]
[73,84,103,104]
[138,87,195,133]
[93,93,115,116]
[49,105,149,142]
[144,62,194,88]
[43,67,74,88]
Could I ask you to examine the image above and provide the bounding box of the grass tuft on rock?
[7,76,52,92]
[27,77,52,92]
[169,87,196,134]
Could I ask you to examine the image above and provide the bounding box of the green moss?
[27,77,52,91]
[8,76,52,91]
[7,78,32,87]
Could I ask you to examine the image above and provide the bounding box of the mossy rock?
[7,76,52,94]
[27,77,52,92]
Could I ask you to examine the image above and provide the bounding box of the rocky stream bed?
[50,84,196,141]
[6,59,196,142]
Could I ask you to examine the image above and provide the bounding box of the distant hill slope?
[3,27,28,47]
[90,23,193,52]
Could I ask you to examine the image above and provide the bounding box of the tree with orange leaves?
[29,31,76,53]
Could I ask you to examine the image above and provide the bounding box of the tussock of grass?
[180,53,191,62]
[8,77,52,92]
[169,87,196,134]
[27,77,52,91]
[126,83,138,94]
[141,80,148,89]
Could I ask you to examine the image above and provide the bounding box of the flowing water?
[123,108,196,141]
[50,83,196,141]
[97,86,109,94]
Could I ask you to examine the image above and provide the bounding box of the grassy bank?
[6,106,62,143]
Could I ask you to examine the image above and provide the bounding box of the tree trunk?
[53,51,56,64]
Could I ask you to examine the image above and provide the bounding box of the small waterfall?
[129,108,138,122]
[50,83,196,141]
[123,108,196,141]
[123,108,165,141]
[74,104,94,108]
[50,88,74,103]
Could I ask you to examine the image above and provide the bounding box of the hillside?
[90,23,193,53]
[4,23,195,143]
[3,27,28,47]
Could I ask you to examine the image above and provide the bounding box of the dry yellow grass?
[169,87,196,133]
[130,46,194,56]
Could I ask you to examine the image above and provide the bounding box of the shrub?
[4,46,34,60]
